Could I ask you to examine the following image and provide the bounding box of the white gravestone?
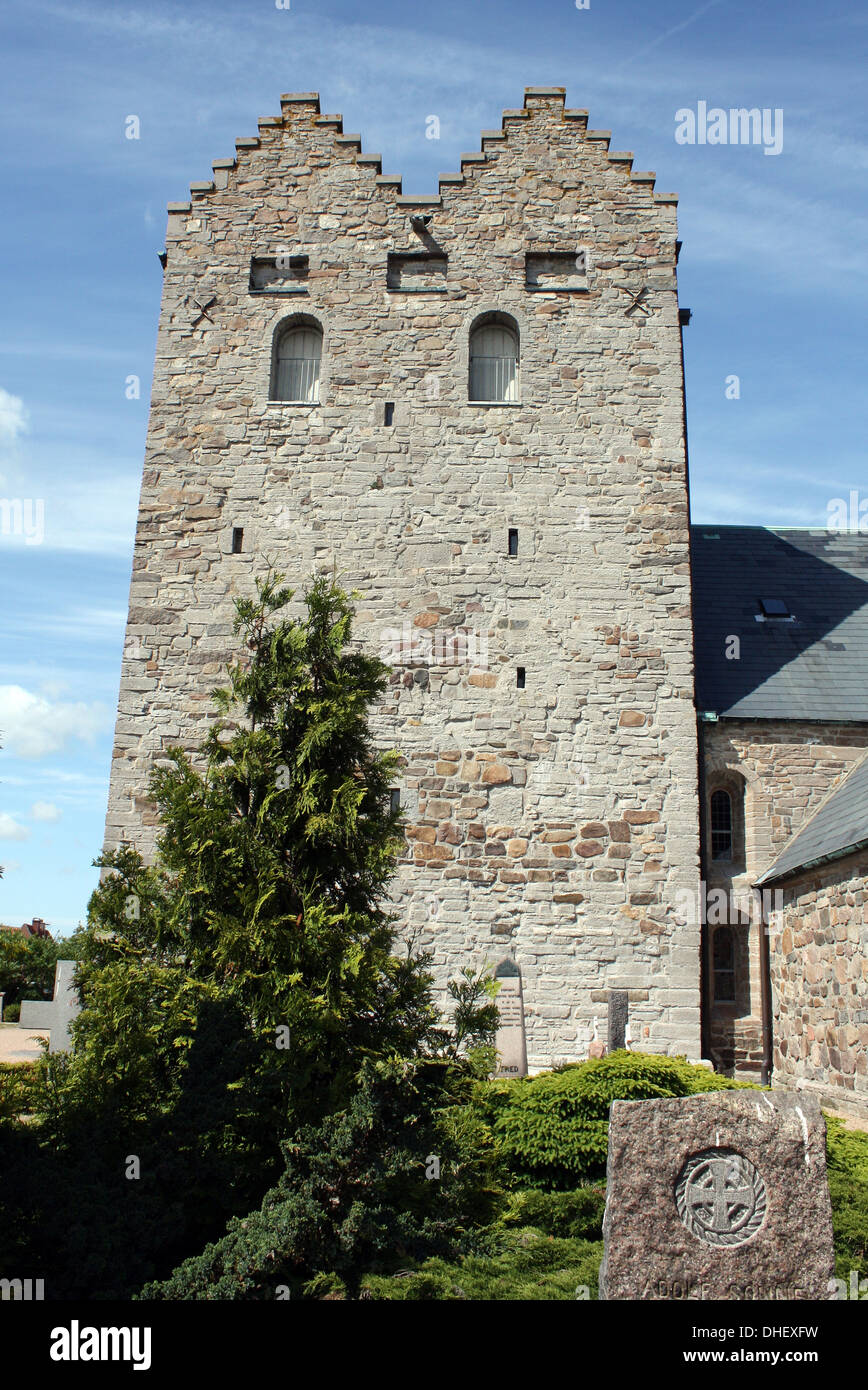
[19,960,80,1054]
[494,959,528,1078]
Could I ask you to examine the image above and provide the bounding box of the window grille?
[273,325,322,402]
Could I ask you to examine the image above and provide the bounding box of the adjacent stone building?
[692,527,868,1109]
[104,86,868,1108]
[757,752,868,1119]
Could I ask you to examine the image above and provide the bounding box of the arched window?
[271,321,322,402]
[469,315,519,402]
[710,788,733,861]
[713,926,735,1003]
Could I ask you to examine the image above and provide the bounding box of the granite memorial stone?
[599,1090,835,1300]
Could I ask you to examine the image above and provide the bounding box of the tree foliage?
[141,1054,504,1301]
[0,928,84,1009]
[1,574,497,1298]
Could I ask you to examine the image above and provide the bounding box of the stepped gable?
[165,86,677,221]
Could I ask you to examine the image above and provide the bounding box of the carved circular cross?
[675,1148,767,1248]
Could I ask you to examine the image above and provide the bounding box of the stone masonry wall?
[105,87,702,1068]
[770,851,868,1120]
[701,720,868,1077]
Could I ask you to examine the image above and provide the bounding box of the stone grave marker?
[493,959,528,1078]
[607,989,628,1052]
[599,1090,835,1300]
[19,960,80,1054]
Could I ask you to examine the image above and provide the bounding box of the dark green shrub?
[499,1185,606,1240]
[4,1004,20,1023]
[140,1057,505,1301]
[0,1061,36,1122]
[826,1116,868,1281]
[474,1051,750,1190]
[362,1231,603,1301]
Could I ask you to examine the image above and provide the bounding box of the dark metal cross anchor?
[623,286,651,318]
[189,293,217,327]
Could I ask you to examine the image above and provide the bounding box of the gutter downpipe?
[758,885,774,1086]
[677,281,705,1060]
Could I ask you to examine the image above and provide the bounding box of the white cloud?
[0,685,109,758]
[31,801,62,822]
[39,679,70,699]
[0,389,29,445]
[0,813,30,842]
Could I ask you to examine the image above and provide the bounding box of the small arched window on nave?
[271,321,322,402]
[469,315,519,402]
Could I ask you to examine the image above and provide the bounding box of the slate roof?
[756,752,868,884]
[690,527,868,720]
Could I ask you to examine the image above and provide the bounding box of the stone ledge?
[249,287,308,296]
[257,117,282,128]
[375,176,402,189]
[235,137,261,150]
[395,194,441,207]
[564,109,590,120]
[524,86,566,100]
[608,151,634,163]
[630,171,656,183]
[438,174,465,186]
[212,158,236,170]
[335,134,362,147]
[167,201,191,213]
[460,153,488,164]
[480,130,508,141]
[314,114,343,128]
[189,181,214,194]
[653,192,679,204]
[280,92,321,108]
[585,129,612,142]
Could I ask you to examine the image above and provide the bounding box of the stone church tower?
[106,87,702,1068]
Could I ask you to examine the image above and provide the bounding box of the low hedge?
[473,1051,749,1190]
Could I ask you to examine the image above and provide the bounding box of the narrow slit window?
[508,528,518,557]
[389,789,401,816]
[516,667,526,689]
[713,926,736,1003]
[384,402,395,426]
[231,527,244,554]
[710,788,733,861]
